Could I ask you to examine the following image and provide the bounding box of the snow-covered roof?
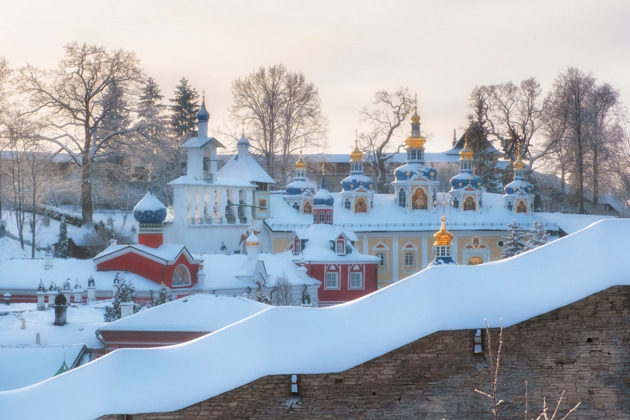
[218,153,276,184]
[94,243,196,265]
[200,253,319,290]
[99,295,268,333]
[291,224,377,263]
[267,191,563,233]
[179,136,224,149]
[168,175,255,188]
[1,219,628,418]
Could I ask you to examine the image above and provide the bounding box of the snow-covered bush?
[501,220,529,259]
[103,274,142,321]
[149,283,175,307]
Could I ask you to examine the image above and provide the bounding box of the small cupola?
[133,188,167,248]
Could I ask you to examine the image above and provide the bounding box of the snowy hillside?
[1,219,628,419]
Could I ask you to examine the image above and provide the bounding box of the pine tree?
[170,77,199,141]
[54,216,68,258]
[527,220,548,249]
[104,274,142,321]
[501,220,529,259]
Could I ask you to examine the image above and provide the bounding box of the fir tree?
[501,220,529,259]
[150,283,175,307]
[170,77,199,141]
[54,216,68,258]
[527,220,548,249]
[104,274,142,321]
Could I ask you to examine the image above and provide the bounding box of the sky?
[2,0,630,153]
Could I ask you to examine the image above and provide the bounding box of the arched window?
[405,252,414,266]
[292,202,300,211]
[326,212,332,223]
[463,196,476,211]
[507,201,513,211]
[344,198,351,210]
[319,212,324,222]
[172,264,191,287]
[412,188,428,210]
[453,197,459,209]
[398,188,407,208]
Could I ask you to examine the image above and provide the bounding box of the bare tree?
[19,42,145,228]
[476,78,546,164]
[231,64,327,183]
[358,88,414,193]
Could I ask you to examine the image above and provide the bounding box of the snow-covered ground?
[0,218,627,419]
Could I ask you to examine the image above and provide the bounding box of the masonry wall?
[101,286,630,419]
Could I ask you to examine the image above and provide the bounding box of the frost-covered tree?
[19,42,145,228]
[104,275,141,321]
[54,216,68,258]
[272,272,294,306]
[150,283,175,307]
[501,220,529,259]
[527,220,548,249]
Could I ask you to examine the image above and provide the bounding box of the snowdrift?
[1,219,628,419]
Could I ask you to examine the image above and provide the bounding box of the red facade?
[138,232,164,248]
[96,249,199,289]
[305,261,378,306]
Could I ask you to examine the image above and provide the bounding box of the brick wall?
[101,286,630,419]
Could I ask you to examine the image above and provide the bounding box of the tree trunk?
[592,147,599,206]
[81,150,94,227]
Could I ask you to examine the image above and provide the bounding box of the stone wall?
[101,286,630,419]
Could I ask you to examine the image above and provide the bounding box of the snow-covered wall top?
[1,219,628,419]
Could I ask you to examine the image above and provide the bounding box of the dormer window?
[293,237,301,255]
[336,239,345,255]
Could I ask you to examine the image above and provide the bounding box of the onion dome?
[350,140,363,162]
[197,100,210,122]
[295,151,306,169]
[237,133,250,147]
[133,189,167,224]
[405,105,427,149]
[459,135,474,161]
[433,216,453,246]
[504,179,534,195]
[245,230,260,246]
[394,163,438,182]
[450,172,483,190]
[341,174,374,192]
[313,175,334,206]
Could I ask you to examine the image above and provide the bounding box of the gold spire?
[350,131,363,162]
[513,141,525,170]
[296,151,306,169]
[459,130,474,161]
[433,215,453,246]
[406,92,427,149]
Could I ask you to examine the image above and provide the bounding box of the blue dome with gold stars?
[394,162,438,182]
[133,189,167,224]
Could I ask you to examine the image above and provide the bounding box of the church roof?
[218,152,276,185]
[180,136,224,149]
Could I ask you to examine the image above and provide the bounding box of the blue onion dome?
[394,162,438,182]
[133,189,167,224]
[197,100,210,122]
[341,174,374,192]
[504,179,534,195]
[450,172,482,190]
[286,179,316,196]
[313,187,334,206]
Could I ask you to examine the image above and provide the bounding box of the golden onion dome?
[406,133,427,149]
[459,132,474,161]
[433,215,453,246]
[296,151,306,169]
[350,140,363,162]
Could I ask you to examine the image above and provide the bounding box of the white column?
[196,187,203,224]
[392,235,399,283]
[245,190,253,224]
[218,188,227,223]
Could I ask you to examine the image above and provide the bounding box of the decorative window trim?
[349,271,363,290]
[325,271,339,290]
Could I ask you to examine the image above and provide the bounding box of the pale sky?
[3,0,629,153]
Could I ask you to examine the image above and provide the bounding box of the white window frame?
[349,272,363,290]
[325,272,339,290]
